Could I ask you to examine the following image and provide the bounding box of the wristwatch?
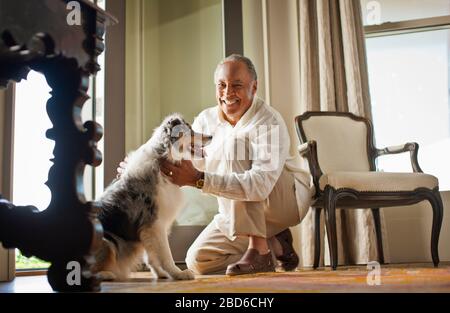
[195,172,205,189]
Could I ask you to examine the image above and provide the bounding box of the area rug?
[101,263,450,293]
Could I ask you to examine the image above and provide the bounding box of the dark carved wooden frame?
[295,111,444,270]
[0,0,116,291]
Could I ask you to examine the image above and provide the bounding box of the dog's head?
[158,113,212,161]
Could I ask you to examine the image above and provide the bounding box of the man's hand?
[160,159,203,187]
[116,156,128,179]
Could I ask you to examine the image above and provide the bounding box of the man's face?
[215,61,257,125]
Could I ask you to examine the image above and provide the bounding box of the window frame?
[0,85,15,282]
[364,15,450,37]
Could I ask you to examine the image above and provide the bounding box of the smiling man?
[159,54,314,276]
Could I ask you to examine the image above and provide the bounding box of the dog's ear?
[168,118,182,129]
[166,118,185,144]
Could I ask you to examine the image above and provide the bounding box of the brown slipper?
[226,248,275,276]
[274,228,299,271]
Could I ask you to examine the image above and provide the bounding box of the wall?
[159,0,223,120]
[125,0,223,152]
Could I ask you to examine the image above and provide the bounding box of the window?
[13,72,52,270]
[362,0,450,190]
[13,72,53,211]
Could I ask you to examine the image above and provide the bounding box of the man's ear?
[252,80,258,95]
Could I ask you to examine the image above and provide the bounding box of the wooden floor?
[2,263,450,293]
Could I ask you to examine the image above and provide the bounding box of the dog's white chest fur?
[156,175,186,229]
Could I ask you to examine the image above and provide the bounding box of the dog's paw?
[171,269,195,280]
[152,269,170,279]
[96,271,117,281]
[155,273,170,280]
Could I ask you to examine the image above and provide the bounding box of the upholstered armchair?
[295,112,443,270]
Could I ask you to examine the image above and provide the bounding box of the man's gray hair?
[215,54,258,81]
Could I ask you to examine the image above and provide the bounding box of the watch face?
[196,179,204,189]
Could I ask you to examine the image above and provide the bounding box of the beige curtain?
[296,0,390,267]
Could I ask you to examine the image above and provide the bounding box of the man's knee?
[185,245,238,275]
[185,246,205,275]
[185,245,220,275]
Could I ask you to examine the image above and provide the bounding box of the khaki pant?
[186,165,312,275]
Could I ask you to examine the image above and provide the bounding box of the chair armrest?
[375,142,423,173]
[297,142,311,156]
[297,140,323,196]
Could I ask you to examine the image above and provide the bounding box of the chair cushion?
[319,171,438,192]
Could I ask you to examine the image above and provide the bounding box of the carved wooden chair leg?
[371,208,385,264]
[313,207,322,269]
[324,187,338,270]
[426,189,444,268]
